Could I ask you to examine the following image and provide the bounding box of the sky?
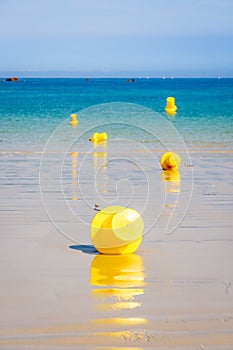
[0,0,233,77]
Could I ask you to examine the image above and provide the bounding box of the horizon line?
[0,76,232,79]
[1,69,233,79]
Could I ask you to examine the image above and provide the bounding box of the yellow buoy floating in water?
[90,206,144,255]
[165,96,177,116]
[160,151,181,171]
[89,132,108,144]
[70,113,78,127]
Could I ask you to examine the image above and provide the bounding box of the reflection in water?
[161,170,180,193]
[70,151,78,200]
[93,347,142,350]
[88,143,150,340]
[161,170,181,221]
[92,142,107,195]
[92,317,147,325]
[90,254,147,325]
[90,254,145,288]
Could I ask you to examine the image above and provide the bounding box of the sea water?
[0,78,232,151]
[1,77,232,243]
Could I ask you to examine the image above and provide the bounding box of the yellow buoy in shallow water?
[160,151,181,171]
[165,96,177,116]
[70,113,78,126]
[90,206,144,255]
[89,132,108,144]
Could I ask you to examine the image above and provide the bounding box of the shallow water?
[0,79,233,349]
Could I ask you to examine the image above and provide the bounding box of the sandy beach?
[0,146,233,349]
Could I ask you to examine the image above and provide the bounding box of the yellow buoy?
[89,132,108,144]
[165,97,177,116]
[90,206,144,254]
[70,113,78,126]
[160,151,181,171]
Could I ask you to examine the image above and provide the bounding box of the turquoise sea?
[1,76,232,242]
[0,78,233,151]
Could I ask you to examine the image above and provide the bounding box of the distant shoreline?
[1,76,233,80]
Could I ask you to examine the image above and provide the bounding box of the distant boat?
[6,77,19,82]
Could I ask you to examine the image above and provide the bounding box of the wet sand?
[0,148,233,349]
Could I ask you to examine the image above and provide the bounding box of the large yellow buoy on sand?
[89,132,108,144]
[70,113,78,126]
[90,206,144,255]
[165,97,177,116]
[160,151,181,171]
